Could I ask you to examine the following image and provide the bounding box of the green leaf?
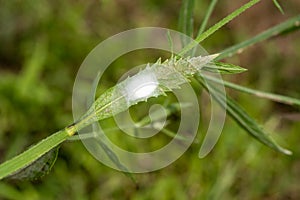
[180,0,261,56]
[201,62,247,74]
[0,129,70,180]
[197,76,292,155]
[272,0,284,14]
[196,0,218,36]
[217,15,300,60]
[202,75,300,107]
[8,146,60,181]
[178,0,195,39]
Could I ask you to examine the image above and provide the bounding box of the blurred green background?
[0,0,300,199]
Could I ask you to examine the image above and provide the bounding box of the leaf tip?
[210,53,220,60]
[281,148,293,156]
[272,0,285,15]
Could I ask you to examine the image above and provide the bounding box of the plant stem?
[0,128,74,180]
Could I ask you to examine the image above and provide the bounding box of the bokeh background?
[0,0,300,199]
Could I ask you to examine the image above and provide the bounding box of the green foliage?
[218,15,300,60]
[197,76,291,155]
[196,0,218,37]
[202,75,300,107]
[201,61,247,74]
[8,146,60,181]
[0,48,253,180]
[0,130,69,180]
[0,0,299,199]
[179,0,261,55]
[178,0,195,40]
[272,0,284,14]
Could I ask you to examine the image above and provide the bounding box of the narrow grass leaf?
[192,0,218,56]
[272,0,284,14]
[180,0,261,56]
[178,0,195,36]
[203,75,300,107]
[178,0,195,45]
[217,15,300,60]
[196,0,218,36]
[196,76,292,155]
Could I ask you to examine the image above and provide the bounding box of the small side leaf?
[202,62,247,74]
[8,146,60,181]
